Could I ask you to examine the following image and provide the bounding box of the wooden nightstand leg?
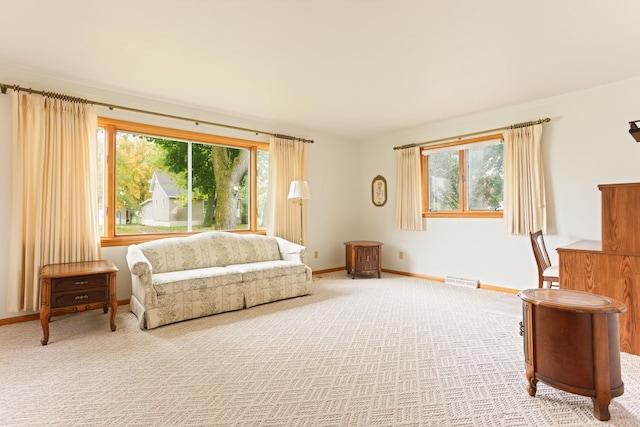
[40,308,50,346]
[109,303,118,331]
[109,272,118,331]
[40,279,51,345]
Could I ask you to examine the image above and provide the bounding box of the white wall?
[2,66,640,321]
[360,76,640,290]
[0,66,359,320]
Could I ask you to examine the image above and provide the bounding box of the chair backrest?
[529,230,552,274]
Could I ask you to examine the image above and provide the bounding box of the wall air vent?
[445,276,479,289]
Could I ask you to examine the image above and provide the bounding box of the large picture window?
[98,118,269,245]
[421,134,504,218]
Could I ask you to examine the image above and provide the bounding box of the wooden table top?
[519,288,626,314]
[40,260,118,278]
[344,241,383,246]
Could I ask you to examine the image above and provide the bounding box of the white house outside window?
[97,118,269,245]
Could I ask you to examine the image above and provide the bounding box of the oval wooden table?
[518,288,626,421]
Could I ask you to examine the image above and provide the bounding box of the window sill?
[423,211,503,219]
[100,230,267,247]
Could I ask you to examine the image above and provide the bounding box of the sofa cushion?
[138,231,283,273]
[152,266,242,297]
[226,260,308,282]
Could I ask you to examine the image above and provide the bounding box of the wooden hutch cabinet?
[558,182,640,356]
[344,241,382,279]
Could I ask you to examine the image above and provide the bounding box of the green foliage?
[428,151,460,211]
[427,143,504,212]
[115,133,163,216]
[150,138,249,229]
[112,126,268,233]
[467,144,504,210]
[151,138,218,226]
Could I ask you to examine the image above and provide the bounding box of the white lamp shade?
[288,180,311,199]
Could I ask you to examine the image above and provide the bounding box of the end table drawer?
[52,274,109,292]
[51,288,108,308]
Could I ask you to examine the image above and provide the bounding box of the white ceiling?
[3,0,640,141]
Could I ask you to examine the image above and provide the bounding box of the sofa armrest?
[274,236,307,263]
[126,245,159,311]
[126,245,152,276]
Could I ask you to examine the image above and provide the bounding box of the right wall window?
[422,134,504,218]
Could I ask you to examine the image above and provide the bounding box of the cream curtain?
[7,92,101,312]
[266,136,308,244]
[395,146,424,230]
[503,123,546,235]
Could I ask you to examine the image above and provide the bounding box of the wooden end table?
[344,241,382,279]
[40,260,119,345]
[519,288,626,421]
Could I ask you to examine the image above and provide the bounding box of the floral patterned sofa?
[126,231,312,329]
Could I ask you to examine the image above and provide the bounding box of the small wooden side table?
[344,241,382,279]
[40,260,119,346]
[519,288,626,421]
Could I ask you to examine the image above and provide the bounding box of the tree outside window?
[422,135,503,218]
[98,118,268,243]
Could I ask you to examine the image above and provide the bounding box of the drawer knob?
[74,294,89,300]
[75,280,89,285]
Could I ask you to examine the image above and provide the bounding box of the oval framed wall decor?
[372,175,387,206]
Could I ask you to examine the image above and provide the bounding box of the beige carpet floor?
[1,271,639,426]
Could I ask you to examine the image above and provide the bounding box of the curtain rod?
[0,83,314,144]
[393,117,551,150]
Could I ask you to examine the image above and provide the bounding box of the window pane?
[428,151,460,211]
[116,132,181,234]
[188,141,211,231]
[184,143,249,231]
[466,143,504,211]
[256,149,269,229]
[115,132,253,234]
[100,118,264,239]
[216,146,250,231]
[97,127,105,236]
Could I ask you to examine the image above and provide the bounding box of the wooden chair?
[529,230,560,288]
